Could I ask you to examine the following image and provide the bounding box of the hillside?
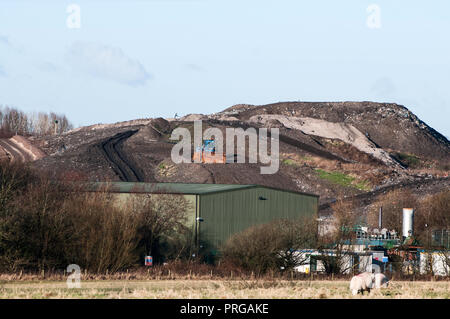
[217,102,449,162]
[18,101,449,217]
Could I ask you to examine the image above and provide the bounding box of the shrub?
[221,217,317,275]
[0,176,76,271]
[65,191,140,273]
[0,161,192,272]
[393,152,421,168]
[415,190,450,247]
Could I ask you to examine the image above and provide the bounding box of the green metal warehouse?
[87,182,319,253]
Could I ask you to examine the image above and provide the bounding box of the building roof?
[85,182,256,195]
[84,182,319,197]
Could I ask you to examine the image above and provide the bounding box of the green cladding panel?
[198,186,318,250]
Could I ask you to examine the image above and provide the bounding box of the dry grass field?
[0,280,449,299]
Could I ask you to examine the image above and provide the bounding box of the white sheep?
[374,273,389,288]
[349,272,375,296]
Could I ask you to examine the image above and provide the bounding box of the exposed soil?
[224,102,449,162]
[96,130,144,182]
[0,136,45,163]
[23,101,449,218]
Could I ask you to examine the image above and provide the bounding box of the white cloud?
[66,42,151,87]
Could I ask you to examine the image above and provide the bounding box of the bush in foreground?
[221,217,317,275]
[0,161,191,272]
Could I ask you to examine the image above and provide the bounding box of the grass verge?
[315,169,371,191]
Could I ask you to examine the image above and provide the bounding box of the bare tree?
[0,164,198,272]
[415,190,450,276]
[128,193,192,263]
[0,106,73,136]
[67,190,140,273]
[221,217,317,275]
[30,111,73,136]
[276,217,318,271]
[415,190,449,243]
[0,106,29,135]
[316,197,359,275]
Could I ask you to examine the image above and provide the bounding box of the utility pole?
[54,120,59,135]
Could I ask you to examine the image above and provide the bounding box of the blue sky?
[0,0,449,137]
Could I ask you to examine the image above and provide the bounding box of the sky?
[0,0,449,137]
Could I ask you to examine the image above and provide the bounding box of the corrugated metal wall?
[198,187,318,251]
[108,188,317,254]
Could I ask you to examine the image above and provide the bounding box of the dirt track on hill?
[0,139,32,162]
[97,130,144,182]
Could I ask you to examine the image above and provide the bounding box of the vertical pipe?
[194,195,198,257]
[196,195,200,256]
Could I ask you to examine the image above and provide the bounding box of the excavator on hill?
[192,139,226,164]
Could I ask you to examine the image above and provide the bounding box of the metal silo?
[402,208,414,238]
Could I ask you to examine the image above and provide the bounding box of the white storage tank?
[402,208,414,238]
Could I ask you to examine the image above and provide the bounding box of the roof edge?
[77,181,319,197]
